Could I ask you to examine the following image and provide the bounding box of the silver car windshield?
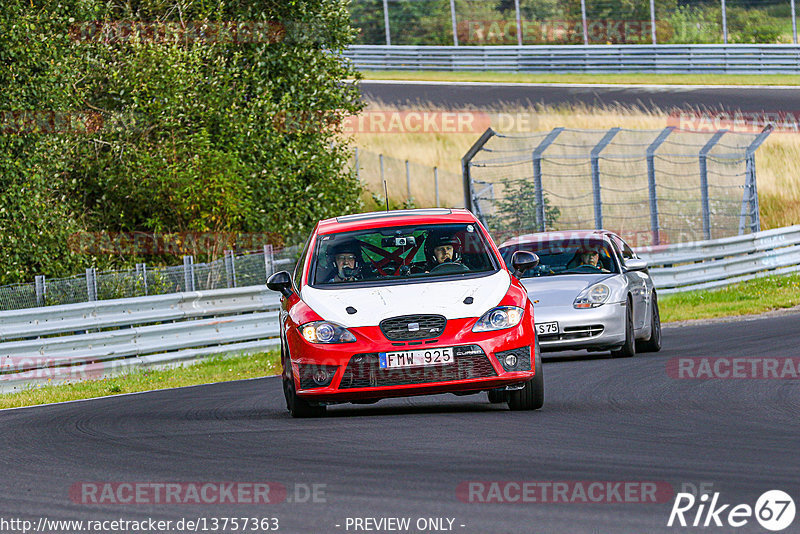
[310,223,498,286]
[502,240,619,277]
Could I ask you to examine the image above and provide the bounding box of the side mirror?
[624,258,648,272]
[267,271,294,297]
[511,251,539,277]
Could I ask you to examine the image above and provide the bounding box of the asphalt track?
[2,313,799,533]
[361,80,800,112]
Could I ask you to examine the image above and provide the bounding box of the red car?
[267,208,543,417]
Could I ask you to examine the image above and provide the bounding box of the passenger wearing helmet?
[326,241,363,283]
[424,233,463,272]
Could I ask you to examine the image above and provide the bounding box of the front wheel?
[636,293,662,353]
[283,378,326,418]
[507,342,544,411]
[611,299,635,358]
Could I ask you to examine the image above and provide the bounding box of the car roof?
[317,208,479,234]
[498,230,617,249]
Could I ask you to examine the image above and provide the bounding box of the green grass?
[659,272,800,323]
[359,71,800,86]
[0,350,280,410]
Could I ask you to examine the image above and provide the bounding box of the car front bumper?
[534,301,627,352]
[285,317,538,402]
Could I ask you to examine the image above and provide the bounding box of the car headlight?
[473,306,524,332]
[300,321,356,344]
[574,283,610,309]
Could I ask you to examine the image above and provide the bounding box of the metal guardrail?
[344,44,800,74]
[0,287,283,392]
[636,225,800,293]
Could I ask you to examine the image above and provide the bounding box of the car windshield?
[310,223,498,286]
[501,239,619,277]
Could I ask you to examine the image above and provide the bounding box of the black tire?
[283,377,326,418]
[487,389,507,404]
[611,298,635,358]
[507,341,544,411]
[636,293,662,353]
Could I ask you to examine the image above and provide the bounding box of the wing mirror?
[511,251,539,277]
[624,258,648,272]
[267,271,294,297]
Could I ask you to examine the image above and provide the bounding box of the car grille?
[379,314,447,341]
[339,345,496,389]
[539,324,604,342]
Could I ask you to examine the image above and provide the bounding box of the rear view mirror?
[511,251,539,276]
[267,271,294,297]
[624,258,648,272]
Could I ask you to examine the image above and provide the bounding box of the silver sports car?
[498,230,661,357]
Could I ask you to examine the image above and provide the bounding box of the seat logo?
[408,323,420,332]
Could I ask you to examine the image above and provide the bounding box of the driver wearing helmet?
[574,246,610,272]
[424,233,463,272]
[326,241,363,283]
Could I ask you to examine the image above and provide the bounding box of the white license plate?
[378,347,454,369]
[536,321,559,335]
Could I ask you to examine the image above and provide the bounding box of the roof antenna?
[383,180,389,212]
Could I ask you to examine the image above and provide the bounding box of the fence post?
[264,244,275,281]
[793,0,798,45]
[224,251,237,288]
[136,263,148,296]
[382,0,391,45]
[649,0,657,44]
[515,0,522,45]
[740,125,773,234]
[449,0,458,46]
[461,127,496,222]
[532,128,564,232]
[590,128,621,230]
[183,255,195,292]
[354,147,360,181]
[580,0,588,45]
[379,153,385,189]
[699,129,727,241]
[721,0,728,44]
[35,275,45,307]
[86,268,97,302]
[405,160,412,202]
[646,127,674,245]
[434,167,440,207]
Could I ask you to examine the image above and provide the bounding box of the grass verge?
[659,272,800,323]
[0,351,281,410]
[359,71,800,86]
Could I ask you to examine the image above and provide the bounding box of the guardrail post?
[379,153,385,189]
[649,0,657,44]
[449,0,458,46]
[793,0,798,44]
[86,268,97,302]
[740,125,773,234]
[382,0,391,45]
[721,0,728,44]
[35,275,46,307]
[264,244,275,280]
[699,130,727,240]
[514,0,522,45]
[405,160,412,202]
[580,0,588,45]
[532,127,564,232]
[646,127,674,245]
[224,251,237,288]
[461,127,496,222]
[590,128,621,230]
[183,255,195,292]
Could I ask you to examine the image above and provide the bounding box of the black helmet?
[425,232,462,265]
[327,240,363,279]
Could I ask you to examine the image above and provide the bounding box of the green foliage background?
[0,0,363,284]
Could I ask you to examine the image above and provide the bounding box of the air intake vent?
[379,314,447,341]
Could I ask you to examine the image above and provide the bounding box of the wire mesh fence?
[465,126,772,247]
[0,245,302,312]
[351,0,800,45]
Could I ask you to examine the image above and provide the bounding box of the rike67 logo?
[668,490,795,531]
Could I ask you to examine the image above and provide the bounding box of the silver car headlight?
[300,321,356,343]
[473,306,524,332]
[574,284,610,309]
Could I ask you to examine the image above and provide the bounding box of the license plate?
[378,347,454,369]
[536,321,559,335]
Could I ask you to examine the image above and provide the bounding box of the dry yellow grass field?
[351,101,800,230]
